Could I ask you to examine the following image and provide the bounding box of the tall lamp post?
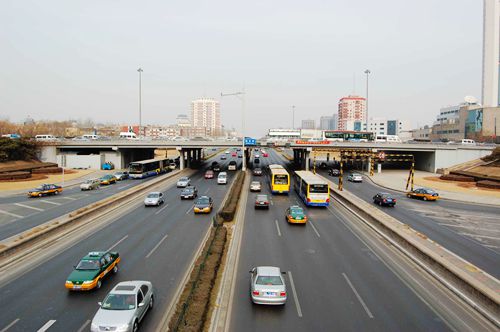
[221,90,246,171]
[364,69,371,131]
[292,105,296,129]
[137,67,143,136]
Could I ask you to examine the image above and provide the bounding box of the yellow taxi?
[407,188,439,201]
[100,174,117,185]
[28,184,63,197]
[194,196,213,214]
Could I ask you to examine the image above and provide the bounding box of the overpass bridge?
[38,139,495,172]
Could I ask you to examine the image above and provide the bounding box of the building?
[176,114,191,127]
[411,126,432,140]
[482,0,500,107]
[331,114,338,130]
[465,106,500,142]
[365,118,411,140]
[301,119,315,129]
[267,128,301,140]
[191,98,221,136]
[319,116,337,130]
[430,99,481,141]
[338,95,366,131]
[144,125,180,138]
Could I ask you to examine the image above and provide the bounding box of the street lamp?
[137,67,143,136]
[221,90,246,171]
[291,105,296,129]
[364,69,371,132]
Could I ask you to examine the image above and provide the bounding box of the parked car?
[328,169,340,177]
[113,171,129,181]
[228,161,237,171]
[65,251,120,291]
[373,192,397,207]
[144,192,164,206]
[28,184,63,197]
[407,188,439,201]
[80,179,100,191]
[347,173,363,182]
[255,194,270,209]
[285,205,307,224]
[180,186,198,199]
[102,162,115,170]
[205,170,214,179]
[90,281,154,332]
[176,177,191,188]
[217,172,228,184]
[253,168,262,176]
[194,196,213,214]
[100,174,118,185]
[250,181,262,192]
[250,266,287,305]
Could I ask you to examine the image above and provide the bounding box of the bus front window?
[274,175,288,185]
[129,164,143,173]
[309,184,328,193]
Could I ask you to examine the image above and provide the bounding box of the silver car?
[250,181,261,192]
[347,173,363,182]
[144,192,164,206]
[91,281,154,332]
[176,176,191,188]
[80,179,100,191]
[250,266,287,305]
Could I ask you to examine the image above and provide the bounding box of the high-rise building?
[301,119,315,129]
[331,114,338,130]
[338,95,366,131]
[320,116,335,130]
[176,114,191,127]
[482,0,500,107]
[190,98,221,136]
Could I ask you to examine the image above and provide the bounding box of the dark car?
[211,161,219,169]
[181,186,198,199]
[255,194,270,209]
[373,193,396,207]
[220,155,227,160]
[328,168,340,177]
[253,167,262,176]
[319,162,328,170]
[213,164,221,172]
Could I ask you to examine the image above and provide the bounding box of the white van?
[119,132,137,139]
[82,134,99,140]
[460,139,476,145]
[35,134,57,141]
[217,172,228,185]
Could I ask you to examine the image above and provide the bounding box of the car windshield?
[251,181,260,186]
[256,195,268,201]
[182,188,193,193]
[274,174,288,185]
[309,184,328,193]
[147,193,159,198]
[424,189,436,194]
[179,177,188,181]
[256,275,283,285]
[76,259,100,270]
[84,180,94,184]
[197,197,209,204]
[101,294,136,310]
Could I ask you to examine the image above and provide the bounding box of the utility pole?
[137,67,143,136]
[292,105,296,129]
[221,90,246,171]
[364,69,371,132]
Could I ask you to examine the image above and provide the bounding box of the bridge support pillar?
[305,149,311,171]
[179,149,185,170]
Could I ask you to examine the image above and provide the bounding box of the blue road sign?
[244,137,257,146]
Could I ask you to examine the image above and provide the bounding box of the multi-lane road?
[0,154,239,331]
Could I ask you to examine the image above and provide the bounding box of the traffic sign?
[244,137,257,146]
[378,152,386,160]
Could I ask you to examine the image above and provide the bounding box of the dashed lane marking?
[39,200,61,206]
[107,235,129,251]
[309,220,321,238]
[155,203,169,215]
[288,271,303,318]
[76,320,90,332]
[146,234,169,258]
[0,318,20,332]
[274,219,282,237]
[342,272,374,318]
[37,320,56,332]
[0,209,22,219]
[14,203,44,212]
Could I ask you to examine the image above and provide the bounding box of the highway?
[0,154,240,331]
[229,150,493,331]
[314,165,500,279]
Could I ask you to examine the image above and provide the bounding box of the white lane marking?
[155,203,169,215]
[14,203,44,212]
[118,184,132,190]
[438,223,500,233]
[342,272,374,318]
[39,200,61,206]
[459,233,500,240]
[0,209,23,219]
[37,320,56,332]
[107,235,129,251]
[308,220,321,238]
[186,204,194,214]
[146,234,169,258]
[270,200,274,206]
[274,219,282,237]
[204,188,210,194]
[60,197,77,200]
[76,320,90,332]
[484,244,500,249]
[287,271,303,318]
[0,318,20,332]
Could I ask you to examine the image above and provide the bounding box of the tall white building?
[191,98,221,136]
[338,95,366,131]
[482,0,500,107]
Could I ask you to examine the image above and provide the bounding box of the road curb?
[209,170,251,332]
[319,174,500,327]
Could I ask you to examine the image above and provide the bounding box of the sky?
[0,0,483,137]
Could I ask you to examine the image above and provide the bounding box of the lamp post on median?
[292,105,296,129]
[137,67,143,137]
[364,69,371,132]
[221,90,246,171]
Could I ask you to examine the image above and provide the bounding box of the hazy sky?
[0,0,483,137]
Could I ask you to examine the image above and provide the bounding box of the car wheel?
[149,295,154,309]
[113,265,118,274]
[96,279,102,289]
[407,194,411,198]
[133,320,138,332]
[38,193,43,197]
[423,196,427,201]
[54,191,59,195]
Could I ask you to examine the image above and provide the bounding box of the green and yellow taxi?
[285,205,308,224]
[27,184,62,197]
[65,251,120,291]
[100,174,117,185]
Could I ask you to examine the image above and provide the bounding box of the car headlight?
[65,280,72,284]
[90,322,99,332]
[82,280,93,284]
[116,324,130,332]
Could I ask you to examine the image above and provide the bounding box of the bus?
[294,171,330,206]
[128,158,170,179]
[268,164,290,194]
[322,130,374,142]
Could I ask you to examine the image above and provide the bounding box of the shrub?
[0,138,39,161]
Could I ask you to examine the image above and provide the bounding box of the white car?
[144,192,164,206]
[250,266,287,305]
[217,172,227,185]
[80,179,100,191]
[227,161,237,171]
[250,181,261,192]
[91,281,154,332]
[347,173,363,182]
[176,177,191,188]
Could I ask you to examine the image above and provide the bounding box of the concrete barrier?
[0,170,187,259]
[320,175,500,327]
